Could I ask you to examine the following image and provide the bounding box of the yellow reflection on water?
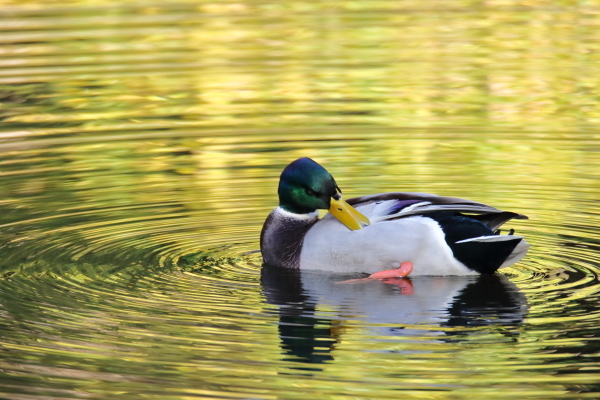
[2,1,600,130]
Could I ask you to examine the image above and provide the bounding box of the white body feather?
[300,201,479,275]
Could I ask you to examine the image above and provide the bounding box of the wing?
[346,192,528,231]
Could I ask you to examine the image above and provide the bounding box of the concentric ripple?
[0,128,599,400]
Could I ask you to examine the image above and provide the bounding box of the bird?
[260,157,529,276]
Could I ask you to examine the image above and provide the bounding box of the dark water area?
[1,1,600,399]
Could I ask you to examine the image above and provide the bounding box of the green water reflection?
[1,0,600,399]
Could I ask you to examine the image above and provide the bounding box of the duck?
[260,157,529,276]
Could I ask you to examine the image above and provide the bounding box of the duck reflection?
[261,264,527,366]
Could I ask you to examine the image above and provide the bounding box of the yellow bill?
[328,198,370,231]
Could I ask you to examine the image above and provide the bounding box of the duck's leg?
[368,261,413,279]
[336,261,413,284]
[368,262,414,294]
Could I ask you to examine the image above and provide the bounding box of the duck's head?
[278,157,370,230]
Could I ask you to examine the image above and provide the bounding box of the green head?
[278,157,341,214]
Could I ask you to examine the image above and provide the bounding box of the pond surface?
[1,1,600,399]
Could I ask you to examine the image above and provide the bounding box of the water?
[1,1,600,399]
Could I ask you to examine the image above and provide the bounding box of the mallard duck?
[260,157,529,276]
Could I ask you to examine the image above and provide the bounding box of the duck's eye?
[305,188,316,196]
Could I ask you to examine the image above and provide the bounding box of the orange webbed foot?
[336,261,414,286]
[368,261,413,279]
